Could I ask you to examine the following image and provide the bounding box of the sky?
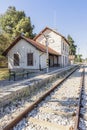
[0,0,87,58]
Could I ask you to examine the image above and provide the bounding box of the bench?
[9,69,29,81]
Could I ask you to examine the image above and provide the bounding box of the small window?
[63,42,64,50]
[14,54,19,66]
[27,53,33,66]
[65,45,66,52]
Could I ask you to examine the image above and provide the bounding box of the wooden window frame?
[27,53,33,66]
[63,42,64,50]
[14,54,19,66]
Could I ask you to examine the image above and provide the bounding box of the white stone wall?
[61,38,69,67]
[36,30,62,54]
[39,52,47,69]
[35,29,69,67]
[8,39,47,69]
[7,29,69,69]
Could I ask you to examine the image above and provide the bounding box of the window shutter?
[27,53,33,66]
[14,54,19,66]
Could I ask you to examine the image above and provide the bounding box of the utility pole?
[45,38,49,73]
[42,34,54,73]
[78,48,80,62]
[42,34,49,73]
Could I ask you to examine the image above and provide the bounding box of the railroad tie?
[28,117,73,130]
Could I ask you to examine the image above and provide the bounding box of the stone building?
[3,27,70,70]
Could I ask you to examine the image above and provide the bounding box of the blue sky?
[0,0,87,58]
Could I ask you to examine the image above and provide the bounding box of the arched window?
[14,54,19,66]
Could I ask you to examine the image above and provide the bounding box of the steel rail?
[73,66,85,130]
[3,66,80,130]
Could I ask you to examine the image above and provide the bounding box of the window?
[27,53,33,66]
[65,56,67,64]
[14,54,19,66]
[65,45,66,52]
[66,45,67,52]
[63,56,65,65]
[63,42,64,50]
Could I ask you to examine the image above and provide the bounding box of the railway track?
[79,67,87,130]
[74,67,85,130]
[3,65,86,130]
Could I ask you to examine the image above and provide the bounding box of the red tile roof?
[34,27,70,45]
[2,35,60,56]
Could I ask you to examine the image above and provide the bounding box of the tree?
[75,54,82,62]
[13,17,35,38]
[0,6,35,39]
[0,33,11,54]
[0,33,10,66]
[67,35,77,55]
[0,6,36,67]
[78,54,82,62]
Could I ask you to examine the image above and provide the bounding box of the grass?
[0,68,9,80]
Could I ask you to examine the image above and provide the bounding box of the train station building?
[3,27,70,70]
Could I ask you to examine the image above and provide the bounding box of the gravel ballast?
[0,67,76,130]
[13,67,83,130]
[79,66,87,130]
